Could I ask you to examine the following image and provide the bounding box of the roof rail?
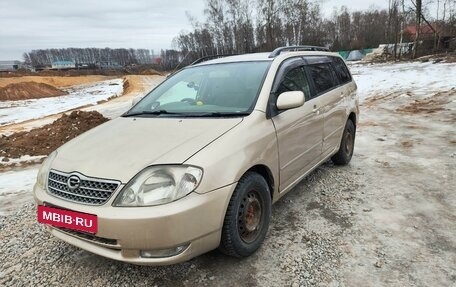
[191,54,238,65]
[268,46,330,58]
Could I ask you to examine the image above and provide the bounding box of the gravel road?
[1,84,455,286]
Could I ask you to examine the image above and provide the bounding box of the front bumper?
[33,183,235,265]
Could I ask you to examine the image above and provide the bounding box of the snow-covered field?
[0,78,123,126]
[349,61,456,99]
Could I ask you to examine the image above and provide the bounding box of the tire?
[331,119,355,165]
[219,172,272,258]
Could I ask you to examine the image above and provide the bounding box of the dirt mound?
[417,52,456,63]
[122,78,131,95]
[138,69,163,76]
[0,75,116,88]
[0,82,67,101]
[0,111,108,159]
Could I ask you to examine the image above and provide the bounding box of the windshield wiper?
[123,110,180,117]
[123,110,250,117]
[183,112,251,117]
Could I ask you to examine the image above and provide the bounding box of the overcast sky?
[0,0,390,61]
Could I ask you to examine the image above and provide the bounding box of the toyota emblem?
[67,175,81,190]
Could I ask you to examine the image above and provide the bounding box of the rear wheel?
[332,119,355,165]
[219,172,271,257]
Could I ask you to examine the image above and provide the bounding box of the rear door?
[304,56,346,157]
[270,58,324,192]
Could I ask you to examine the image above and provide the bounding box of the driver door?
[270,58,324,192]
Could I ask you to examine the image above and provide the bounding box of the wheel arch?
[348,112,357,129]
[246,164,275,200]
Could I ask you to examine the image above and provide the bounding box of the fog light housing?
[140,244,189,258]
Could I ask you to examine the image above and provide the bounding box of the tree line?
[23,48,156,68]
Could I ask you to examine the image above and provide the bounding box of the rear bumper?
[34,183,235,265]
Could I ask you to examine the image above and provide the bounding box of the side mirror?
[131,96,143,107]
[276,91,305,110]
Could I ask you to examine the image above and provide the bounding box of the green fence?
[338,51,350,59]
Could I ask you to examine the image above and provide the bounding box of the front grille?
[47,170,121,205]
[55,227,119,247]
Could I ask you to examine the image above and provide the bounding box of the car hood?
[51,116,243,183]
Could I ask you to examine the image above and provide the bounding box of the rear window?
[333,57,352,84]
[307,63,337,95]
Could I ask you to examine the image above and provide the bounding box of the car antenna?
[170,50,191,75]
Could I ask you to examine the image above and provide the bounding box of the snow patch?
[0,167,39,196]
[0,79,123,126]
[0,155,47,166]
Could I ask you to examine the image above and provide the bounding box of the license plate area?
[38,205,98,234]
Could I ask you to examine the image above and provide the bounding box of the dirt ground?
[0,111,108,161]
[122,75,157,96]
[0,75,116,88]
[339,88,456,286]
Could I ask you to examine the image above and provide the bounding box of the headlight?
[36,151,58,188]
[113,165,203,207]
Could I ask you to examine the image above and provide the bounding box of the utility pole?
[399,0,405,58]
[413,0,422,58]
[435,0,440,50]
[392,0,399,59]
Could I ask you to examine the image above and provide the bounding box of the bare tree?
[168,0,456,65]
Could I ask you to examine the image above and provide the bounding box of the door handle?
[312,105,319,113]
[340,92,345,98]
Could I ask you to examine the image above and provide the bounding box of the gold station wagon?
[34,46,359,265]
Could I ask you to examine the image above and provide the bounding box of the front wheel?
[219,172,271,257]
[332,119,355,165]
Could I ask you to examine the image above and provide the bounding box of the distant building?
[404,24,437,40]
[0,60,22,71]
[404,23,456,49]
[51,61,76,69]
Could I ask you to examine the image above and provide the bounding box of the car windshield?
[124,61,270,117]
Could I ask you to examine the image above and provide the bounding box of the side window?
[333,57,352,84]
[276,66,311,101]
[307,63,337,95]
